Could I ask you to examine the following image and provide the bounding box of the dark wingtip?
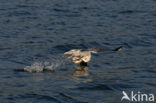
[113,46,123,51]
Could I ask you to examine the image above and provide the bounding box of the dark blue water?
[0,0,156,103]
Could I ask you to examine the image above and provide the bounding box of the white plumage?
[64,49,95,64]
[64,46,122,66]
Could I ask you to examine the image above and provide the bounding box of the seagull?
[63,46,122,66]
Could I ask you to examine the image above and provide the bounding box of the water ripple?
[19,93,61,103]
[77,84,113,91]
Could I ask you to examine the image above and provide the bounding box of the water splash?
[24,59,65,73]
[24,62,44,73]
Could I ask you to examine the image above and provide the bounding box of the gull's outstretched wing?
[64,49,81,55]
[87,46,122,53]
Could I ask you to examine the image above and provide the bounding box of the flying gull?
[63,46,122,66]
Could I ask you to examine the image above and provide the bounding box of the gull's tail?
[112,46,123,51]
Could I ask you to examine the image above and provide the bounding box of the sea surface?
[0,0,156,103]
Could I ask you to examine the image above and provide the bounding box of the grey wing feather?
[89,46,123,52]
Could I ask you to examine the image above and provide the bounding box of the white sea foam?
[24,59,65,73]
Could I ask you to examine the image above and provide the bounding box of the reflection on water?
[73,65,89,77]
[31,73,51,82]
[71,65,93,83]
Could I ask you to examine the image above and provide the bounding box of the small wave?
[18,93,61,102]
[24,60,64,73]
[77,84,113,91]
